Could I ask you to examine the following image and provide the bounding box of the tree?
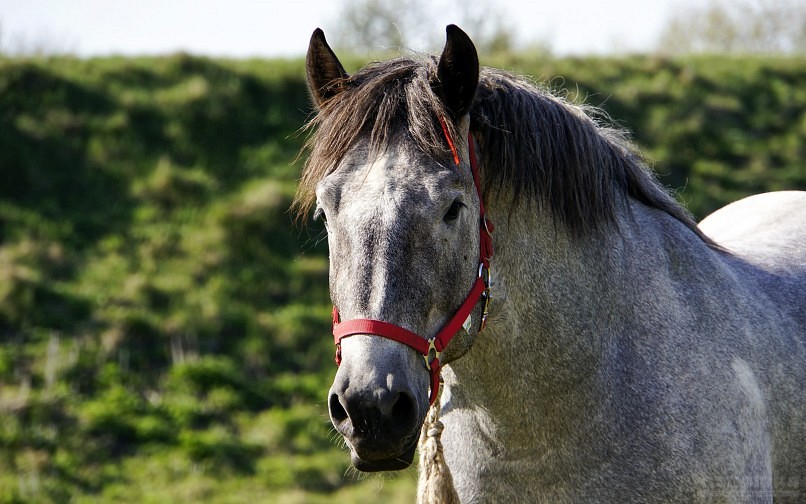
[333,0,432,53]
[656,0,806,55]
[332,0,520,55]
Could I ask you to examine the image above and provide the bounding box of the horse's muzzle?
[351,441,417,472]
[328,379,422,472]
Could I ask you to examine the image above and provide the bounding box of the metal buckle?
[424,337,440,371]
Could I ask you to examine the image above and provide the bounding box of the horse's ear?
[434,25,479,119]
[306,28,349,107]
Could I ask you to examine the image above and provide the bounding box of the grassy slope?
[0,52,803,502]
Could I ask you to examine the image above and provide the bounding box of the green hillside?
[0,53,803,502]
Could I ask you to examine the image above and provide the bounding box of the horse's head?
[303,26,484,471]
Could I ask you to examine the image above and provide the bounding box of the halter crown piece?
[331,118,493,405]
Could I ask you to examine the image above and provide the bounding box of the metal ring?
[478,263,490,287]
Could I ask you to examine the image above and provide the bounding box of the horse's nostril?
[329,392,348,424]
[389,392,417,437]
[391,392,414,419]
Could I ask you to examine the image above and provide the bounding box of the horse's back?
[699,191,806,269]
[699,191,805,502]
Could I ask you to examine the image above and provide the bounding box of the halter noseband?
[331,118,493,405]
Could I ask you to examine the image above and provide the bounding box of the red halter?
[332,119,493,405]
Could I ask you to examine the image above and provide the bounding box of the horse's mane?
[295,56,712,244]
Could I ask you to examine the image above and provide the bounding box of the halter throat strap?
[332,120,493,405]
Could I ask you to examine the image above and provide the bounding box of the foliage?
[656,0,806,55]
[332,0,519,55]
[0,51,803,502]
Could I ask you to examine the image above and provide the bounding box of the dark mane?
[295,56,712,243]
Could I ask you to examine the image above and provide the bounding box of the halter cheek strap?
[332,119,493,405]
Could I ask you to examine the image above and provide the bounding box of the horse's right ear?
[306,28,349,107]
[434,25,479,119]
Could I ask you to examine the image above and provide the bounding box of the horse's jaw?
[350,440,418,472]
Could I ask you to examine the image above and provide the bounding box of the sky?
[0,0,702,58]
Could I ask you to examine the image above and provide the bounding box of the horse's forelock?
[294,57,456,220]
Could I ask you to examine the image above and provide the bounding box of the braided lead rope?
[417,382,460,504]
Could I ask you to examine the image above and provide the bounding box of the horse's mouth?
[350,438,417,472]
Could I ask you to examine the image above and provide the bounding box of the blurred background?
[2,0,806,57]
[0,0,804,502]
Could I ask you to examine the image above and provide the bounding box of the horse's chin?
[351,441,417,472]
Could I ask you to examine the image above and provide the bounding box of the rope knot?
[426,420,444,438]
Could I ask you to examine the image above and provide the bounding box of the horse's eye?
[314,207,327,224]
[444,200,465,223]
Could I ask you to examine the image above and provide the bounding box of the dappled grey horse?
[296,25,805,503]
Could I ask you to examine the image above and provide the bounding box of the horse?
[295,25,806,503]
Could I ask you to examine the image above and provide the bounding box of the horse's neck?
[444,197,716,446]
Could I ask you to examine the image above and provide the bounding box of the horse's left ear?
[306,28,349,107]
[435,25,479,119]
